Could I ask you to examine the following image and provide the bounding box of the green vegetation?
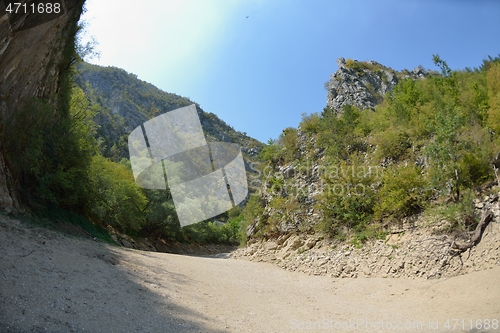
[375,165,429,221]
[345,59,384,74]
[424,189,477,233]
[8,83,247,245]
[251,55,500,244]
[8,40,500,250]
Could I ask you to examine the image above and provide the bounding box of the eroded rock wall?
[0,0,84,212]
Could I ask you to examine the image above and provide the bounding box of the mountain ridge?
[75,62,263,162]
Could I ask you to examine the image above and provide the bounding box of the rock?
[245,246,257,256]
[344,265,355,274]
[316,259,328,267]
[305,239,317,249]
[282,166,296,179]
[120,239,133,248]
[326,58,432,114]
[263,241,278,251]
[277,233,291,245]
[0,0,83,214]
[287,237,304,251]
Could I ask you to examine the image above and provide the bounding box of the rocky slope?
[238,58,500,279]
[233,192,500,279]
[75,63,263,196]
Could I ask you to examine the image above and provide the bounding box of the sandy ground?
[1,214,499,333]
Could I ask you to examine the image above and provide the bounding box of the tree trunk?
[451,210,494,252]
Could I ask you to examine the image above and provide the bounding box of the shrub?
[1,89,97,210]
[242,194,264,220]
[300,112,321,134]
[457,150,492,187]
[181,219,240,245]
[259,139,280,163]
[374,165,429,221]
[316,155,377,238]
[279,127,300,163]
[486,62,500,135]
[424,189,477,232]
[372,128,410,162]
[387,78,421,124]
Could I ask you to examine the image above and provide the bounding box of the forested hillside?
[243,55,500,245]
[75,62,261,162]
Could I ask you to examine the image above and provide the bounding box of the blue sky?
[80,0,500,143]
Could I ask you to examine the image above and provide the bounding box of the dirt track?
[1,215,499,333]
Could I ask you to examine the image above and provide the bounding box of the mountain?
[75,62,263,163]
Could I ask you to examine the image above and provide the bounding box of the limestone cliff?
[326,57,433,113]
[0,0,84,212]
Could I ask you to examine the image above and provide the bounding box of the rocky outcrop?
[0,0,84,212]
[326,57,433,113]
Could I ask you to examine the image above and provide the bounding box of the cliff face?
[0,0,84,212]
[326,57,432,113]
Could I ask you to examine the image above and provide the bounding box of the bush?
[259,139,280,163]
[316,156,377,238]
[1,89,97,210]
[388,79,422,124]
[424,189,477,233]
[279,127,300,163]
[241,194,266,240]
[181,219,240,245]
[140,189,180,240]
[374,165,429,221]
[457,150,492,187]
[486,62,500,134]
[300,112,321,134]
[318,105,363,159]
[372,128,410,162]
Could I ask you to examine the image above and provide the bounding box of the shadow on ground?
[0,214,227,333]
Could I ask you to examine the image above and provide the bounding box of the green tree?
[86,155,147,233]
[426,55,465,201]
